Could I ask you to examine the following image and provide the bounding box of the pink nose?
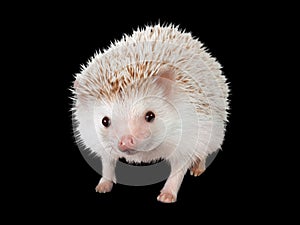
[118,135,136,151]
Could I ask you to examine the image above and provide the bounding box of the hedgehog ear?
[74,79,79,90]
[155,66,176,97]
[73,76,82,92]
[73,77,83,99]
[157,65,176,81]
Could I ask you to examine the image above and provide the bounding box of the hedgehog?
[72,24,229,203]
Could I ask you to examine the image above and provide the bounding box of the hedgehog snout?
[118,135,136,151]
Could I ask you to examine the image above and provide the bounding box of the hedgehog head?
[74,64,181,156]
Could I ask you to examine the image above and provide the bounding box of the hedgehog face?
[93,73,180,156]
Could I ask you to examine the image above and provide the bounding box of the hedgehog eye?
[102,116,111,128]
[145,111,155,123]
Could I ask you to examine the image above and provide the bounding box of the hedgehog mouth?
[122,149,138,155]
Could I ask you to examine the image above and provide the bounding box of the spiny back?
[75,24,229,121]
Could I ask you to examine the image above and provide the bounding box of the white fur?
[72,24,229,202]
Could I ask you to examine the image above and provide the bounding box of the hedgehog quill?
[72,24,229,203]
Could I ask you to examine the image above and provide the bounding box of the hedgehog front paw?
[95,179,113,193]
[157,191,176,203]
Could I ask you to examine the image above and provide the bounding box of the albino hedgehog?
[72,24,229,203]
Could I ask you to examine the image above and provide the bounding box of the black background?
[7,3,280,221]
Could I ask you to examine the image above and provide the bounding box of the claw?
[190,159,205,177]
